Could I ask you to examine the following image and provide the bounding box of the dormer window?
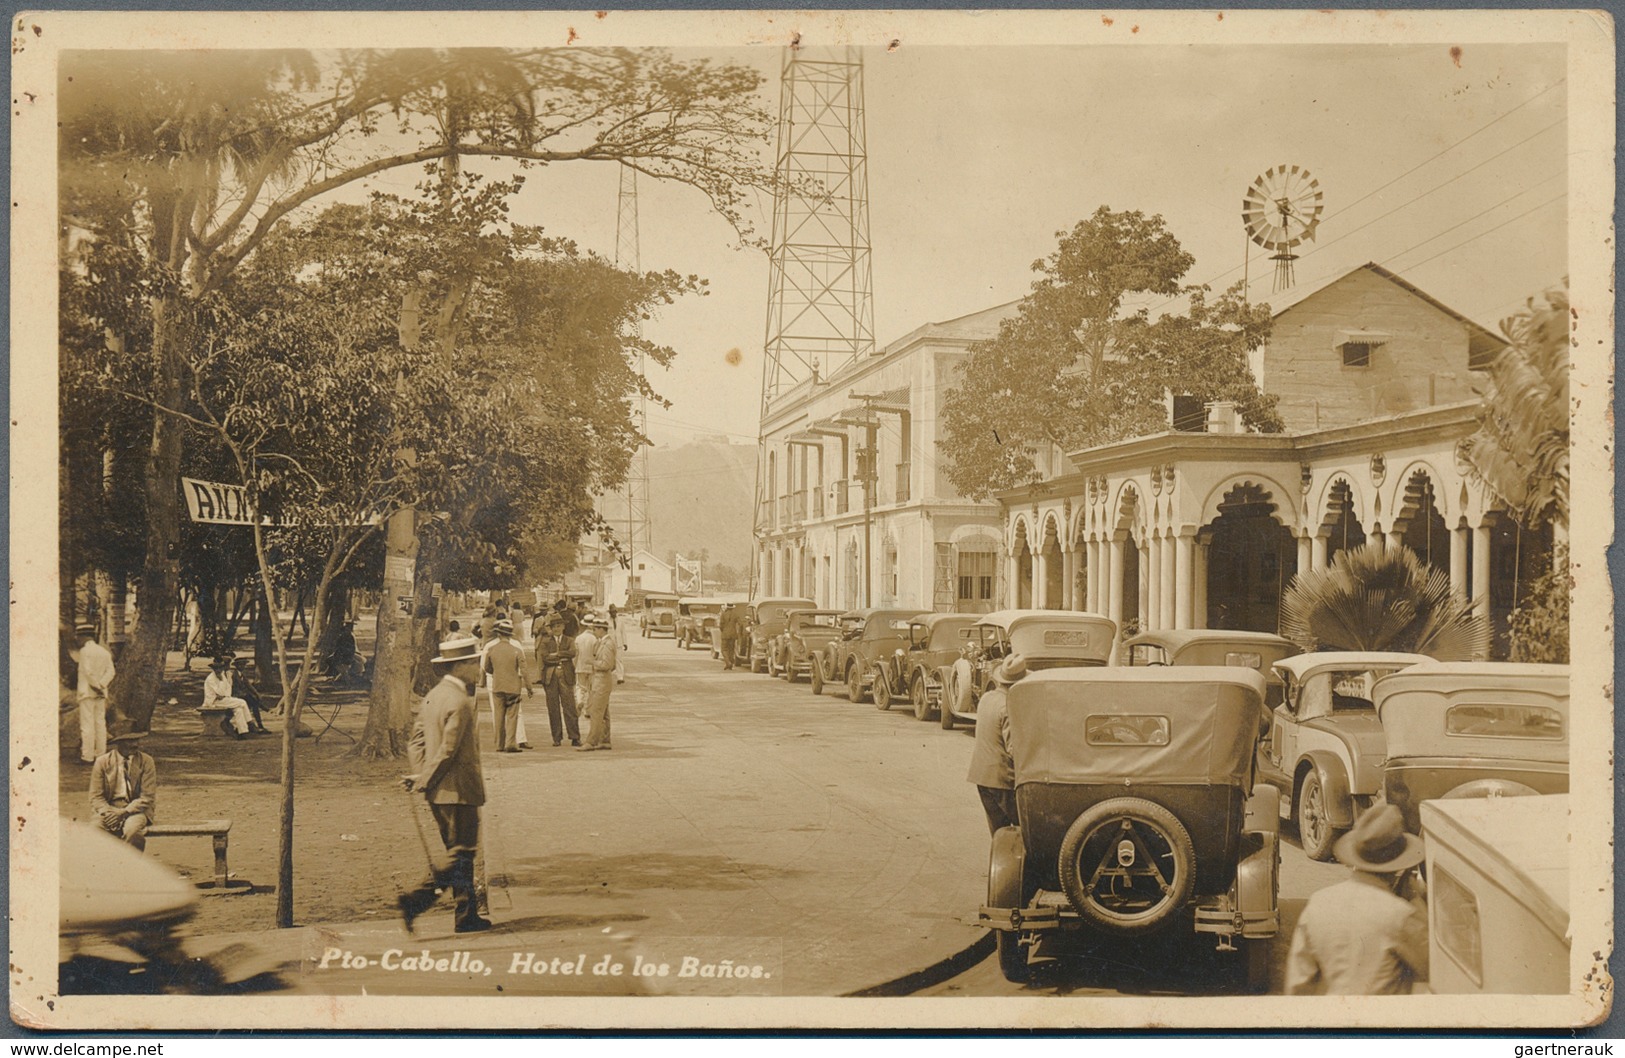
[1336,330,1390,368]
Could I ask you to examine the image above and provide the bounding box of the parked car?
[1257,651,1430,861]
[639,592,681,638]
[808,610,867,695]
[872,612,977,720]
[674,597,724,650]
[1375,661,1570,834]
[1123,629,1300,712]
[769,609,848,682]
[977,668,1279,988]
[943,610,1116,729]
[1421,793,1569,994]
[814,608,919,702]
[736,596,816,672]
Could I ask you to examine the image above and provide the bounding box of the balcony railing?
[811,489,825,519]
[895,462,911,504]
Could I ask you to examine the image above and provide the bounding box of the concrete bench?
[198,704,239,738]
[146,819,233,888]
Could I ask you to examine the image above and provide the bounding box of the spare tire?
[942,659,973,729]
[1057,797,1196,936]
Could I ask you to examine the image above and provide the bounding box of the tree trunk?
[357,509,420,759]
[254,592,276,693]
[111,305,184,731]
[409,563,440,696]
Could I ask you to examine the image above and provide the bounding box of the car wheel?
[1296,771,1342,863]
[778,654,793,681]
[1057,796,1196,936]
[911,673,933,721]
[767,651,780,678]
[846,662,868,704]
[751,650,766,674]
[988,826,1031,984]
[873,669,892,711]
[809,657,825,695]
[941,661,971,730]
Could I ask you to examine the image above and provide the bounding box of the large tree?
[59,47,775,725]
[939,206,1279,499]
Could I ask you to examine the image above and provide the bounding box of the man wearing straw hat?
[399,634,492,934]
[1285,804,1429,994]
[89,725,156,851]
[965,653,1028,834]
[481,618,530,753]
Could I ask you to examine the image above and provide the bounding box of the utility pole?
[616,166,653,574]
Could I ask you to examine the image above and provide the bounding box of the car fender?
[1234,829,1280,930]
[1295,751,1357,829]
[987,825,1027,911]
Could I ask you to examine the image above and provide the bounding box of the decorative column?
[1090,538,1104,612]
[1144,534,1161,630]
[1174,530,1195,629]
[1137,539,1151,630]
[1108,535,1125,630]
[1032,549,1049,609]
[1296,533,1313,574]
[1159,530,1177,631]
[1193,532,1211,630]
[1450,525,1470,596]
[1311,533,1328,570]
[1472,522,1493,608]
[1004,549,1019,611]
[1060,547,1076,611]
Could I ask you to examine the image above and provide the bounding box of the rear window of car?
[1446,703,1565,740]
[1085,714,1170,747]
[1042,629,1092,647]
[1225,651,1263,670]
[1431,866,1483,986]
[1128,644,1169,666]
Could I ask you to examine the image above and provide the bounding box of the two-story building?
[754,303,1015,613]
[994,263,1551,657]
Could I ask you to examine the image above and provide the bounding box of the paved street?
[166,630,1349,999]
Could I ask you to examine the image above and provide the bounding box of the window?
[1446,703,1565,739]
[1086,714,1170,746]
[1431,867,1482,985]
[958,549,996,603]
[1336,331,1389,368]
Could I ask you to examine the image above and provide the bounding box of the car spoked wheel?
[911,674,933,721]
[767,651,780,678]
[1295,772,1341,862]
[846,663,868,703]
[809,657,825,695]
[873,669,892,711]
[1057,797,1196,935]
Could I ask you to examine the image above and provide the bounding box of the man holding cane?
[398,634,492,935]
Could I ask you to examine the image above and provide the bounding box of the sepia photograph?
[10,8,1615,1032]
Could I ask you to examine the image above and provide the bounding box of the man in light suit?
[89,727,156,850]
[399,635,492,934]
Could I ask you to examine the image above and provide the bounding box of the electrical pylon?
[754,47,876,591]
[616,165,653,580]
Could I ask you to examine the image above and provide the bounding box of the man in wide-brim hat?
[89,725,157,850]
[965,653,1029,835]
[399,635,492,934]
[1286,804,1429,994]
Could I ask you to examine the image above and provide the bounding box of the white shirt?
[202,670,239,707]
[573,631,598,680]
[77,639,115,700]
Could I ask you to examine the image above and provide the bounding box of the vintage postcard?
[11,8,1614,1032]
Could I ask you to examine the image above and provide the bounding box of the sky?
[315,41,1570,450]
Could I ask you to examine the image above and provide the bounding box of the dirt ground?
[59,633,450,936]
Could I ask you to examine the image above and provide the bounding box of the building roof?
[1261,262,1507,365]
[876,300,1020,357]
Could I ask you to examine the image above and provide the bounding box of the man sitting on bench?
[90,727,156,850]
[203,654,266,738]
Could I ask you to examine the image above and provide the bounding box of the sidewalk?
[163,640,994,998]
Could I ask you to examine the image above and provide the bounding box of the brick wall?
[1263,267,1479,432]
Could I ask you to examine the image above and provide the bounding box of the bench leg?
[212,834,229,888]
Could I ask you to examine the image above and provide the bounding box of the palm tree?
[1280,543,1489,660]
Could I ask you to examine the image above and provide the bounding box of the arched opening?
[1206,483,1299,632]
[1396,471,1450,575]
[1042,522,1064,609]
[1322,478,1367,566]
[1114,487,1143,631]
[1014,521,1034,609]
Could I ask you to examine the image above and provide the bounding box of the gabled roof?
[1260,262,1507,364]
[878,299,1020,354]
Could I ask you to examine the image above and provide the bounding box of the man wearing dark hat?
[89,726,156,850]
[400,635,492,934]
[553,598,581,641]
[73,622,115,763]
[202,654,260,739]
[1285,804,1429,994]
[965,653,1028,834]
[481,618,530,753]
[535,612,580,747]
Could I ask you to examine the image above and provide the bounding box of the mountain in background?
[645,438,756,573]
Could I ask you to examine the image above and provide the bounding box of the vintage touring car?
[942,610,1116,729]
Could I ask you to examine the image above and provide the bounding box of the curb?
[841,932,994,997]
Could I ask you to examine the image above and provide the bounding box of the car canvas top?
[1372,661,1571,701]
[1272,651,1432,682]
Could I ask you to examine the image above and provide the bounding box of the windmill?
[1243,165,1325,291]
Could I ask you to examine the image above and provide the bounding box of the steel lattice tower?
[616,165,653,578]
[753,48,875,586]
[760,47,876,400]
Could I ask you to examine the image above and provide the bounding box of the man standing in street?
[481,619,530,753]
[1286,804,1429,994]
[535,613,580,747]
[966,654,1026,834]
[89,726,156,850]
[74,622,115,763]
[718,603,742,671]
[572,616,598,717]
[554,598,581,641]
[579,613,618,751]
[399,635,492,935]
